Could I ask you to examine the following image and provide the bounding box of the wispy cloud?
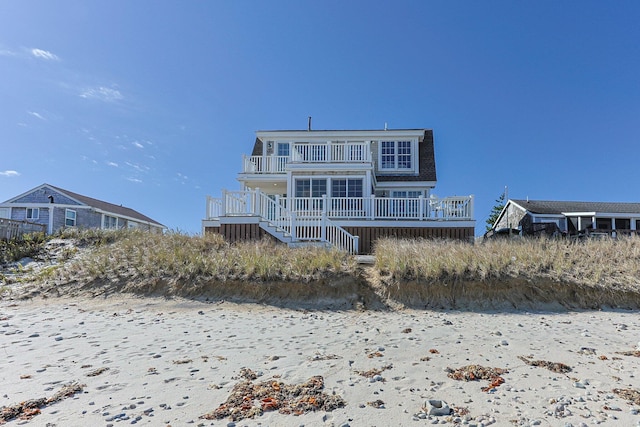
[125,162,150,173]
[0,49,16,57]
[0,170,20,177]
[80,86,123,102]
[106,161,119,167]
[31,48,59,61]
[132,141,144,149]
[127,177,143,183]
[28,111,46,120]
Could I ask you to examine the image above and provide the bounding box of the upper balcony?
[242,141,372,174]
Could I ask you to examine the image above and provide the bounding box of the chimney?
[308,116,312,131]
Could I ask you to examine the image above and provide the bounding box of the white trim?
[65,208,77,227]
[256,129,427,141]
[376,181,436,189]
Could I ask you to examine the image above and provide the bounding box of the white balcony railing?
[206,191,474,222]
[241,142,372,174]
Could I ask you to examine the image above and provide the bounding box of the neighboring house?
[0,183,165,234]
[491,199,640,238]
[202,128,475,254]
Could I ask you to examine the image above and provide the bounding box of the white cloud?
[80,86,123,102]
[125,162,149,173]
[0,170,20,177]
[0,49,16,56]
[127,177,143,183]
[28,111,46,120]
[132,141,144,149]
[31,48,59,61]
[107,161,119,167]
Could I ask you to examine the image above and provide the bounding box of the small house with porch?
[202,128,475,253]
[492,199,640,238]
[0,183,165,235]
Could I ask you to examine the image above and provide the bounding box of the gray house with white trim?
[0,183,165,234]
[493,199,640,237]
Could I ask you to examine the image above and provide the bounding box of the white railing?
[242,155,289,174]
[291,142,371,163]
[207,192,474,222]
[241,142,372,174]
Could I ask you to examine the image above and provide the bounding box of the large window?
[295,179,326,210]
[331,179,364,214]
[381,141,412,170]
[104,215,118,229]
[26,208,39,220]
[331,179,363,198]
[65,209,76,227]
[0,208,9,219]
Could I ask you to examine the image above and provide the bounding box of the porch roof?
[511,199,640,216]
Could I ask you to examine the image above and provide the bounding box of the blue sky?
[1,1,639,234]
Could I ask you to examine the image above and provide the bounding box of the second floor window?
[277,143,290,157]
[26,208,39,220]
[381,141,412,170]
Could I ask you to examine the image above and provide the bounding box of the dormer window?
[381,141,412,170]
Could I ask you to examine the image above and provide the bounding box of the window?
[615,218,630,230]
[380,141,412,170]
[26,208,39,220]
[104,215,118,229]
[295,179,326,210]
[596,218,612,230]
[65,209,76,227]
[331,179,363,198]
[128,221,138,229]
[0,208,9,219]
[331,179,364,213]
[391,190,422,217]
[277,143,290,157]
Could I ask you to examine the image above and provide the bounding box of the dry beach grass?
[3,229,640,309]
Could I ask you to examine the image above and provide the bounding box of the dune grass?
[6,229,640,309]
[48,229,357,286]
[0,232,47,265]
[373,236,640,288]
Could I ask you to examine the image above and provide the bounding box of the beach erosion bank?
[1,295,640,426]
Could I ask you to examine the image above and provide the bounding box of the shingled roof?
[511,199,640,215]
[49,184,165,227]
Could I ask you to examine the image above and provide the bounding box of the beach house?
[202,128,475,254]
[491,199,640,238]
[0,183,165,235]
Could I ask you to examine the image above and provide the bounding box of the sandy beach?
[1,296,639,427]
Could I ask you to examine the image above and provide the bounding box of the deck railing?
[241,142,372,174]
[207,191,474,222]
[0,218,47,240]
